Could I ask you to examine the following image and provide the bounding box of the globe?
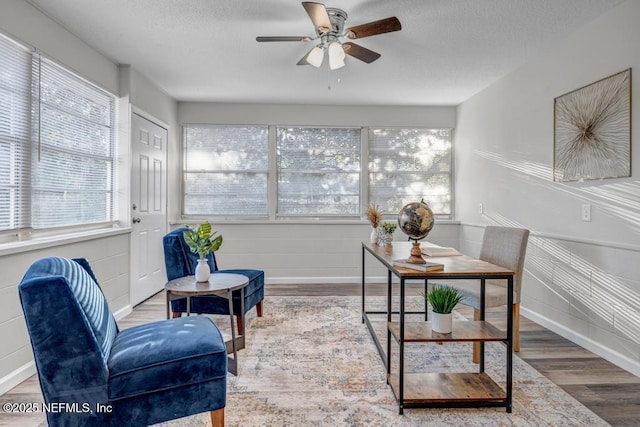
[398,200,434,264]
[398,200,434,241]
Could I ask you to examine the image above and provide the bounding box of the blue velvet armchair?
[163,227,265,335]
[19,257,227,426]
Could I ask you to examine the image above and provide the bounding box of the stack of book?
[421,246,462,257]
[392,259,444,272]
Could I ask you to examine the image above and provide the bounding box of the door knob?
[133,217,141,224]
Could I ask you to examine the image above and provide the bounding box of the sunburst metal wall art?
[553,68,631,182]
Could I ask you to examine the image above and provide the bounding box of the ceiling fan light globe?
[329,56,345,70]
[328,41,345,60]
[307,46,324,67]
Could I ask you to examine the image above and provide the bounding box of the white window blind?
[277,127,361,217]
[369,128,452,216]
[0,32,116,233]
[34,58,115,228]
[0,34,32,231]
[182,125,269,217]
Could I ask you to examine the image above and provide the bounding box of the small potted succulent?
[183,221,223,282]
[377,221,397,246]
[424,285,464,333]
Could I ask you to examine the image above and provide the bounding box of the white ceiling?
[27,0,625,106]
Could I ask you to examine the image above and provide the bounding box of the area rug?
[158,296,609,427]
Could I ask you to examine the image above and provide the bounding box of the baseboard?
[521,306,640,377]
[0,361,36,396]
[113,304,133,320]
[265,276,387,285]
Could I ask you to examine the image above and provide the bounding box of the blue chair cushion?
[108,316,227,401]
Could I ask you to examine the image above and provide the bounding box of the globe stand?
[406,240,426,264]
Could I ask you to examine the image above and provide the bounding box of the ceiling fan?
[256,2,401,70]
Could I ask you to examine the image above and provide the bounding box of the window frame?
[0,31,117,242]
[180,124,454,222]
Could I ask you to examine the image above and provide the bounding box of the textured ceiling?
[26,0,625,106]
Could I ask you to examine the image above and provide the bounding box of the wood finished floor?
[2,283,640,426]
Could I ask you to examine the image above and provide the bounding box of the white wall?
[0,0,136,394]
[455,0,640,375]
[176,103,458,282]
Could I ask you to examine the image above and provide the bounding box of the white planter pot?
[431,312,453,334]
[370,228,379,244]
[195,258,210,282]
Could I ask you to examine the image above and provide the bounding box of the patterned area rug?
[157,296,609,426]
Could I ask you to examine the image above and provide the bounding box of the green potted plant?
[424,285,464,333]
[183,221,223,282]
[377,221,397,246]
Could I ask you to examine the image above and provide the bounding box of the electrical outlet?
[581,204,591,222]
[479,203,484,214]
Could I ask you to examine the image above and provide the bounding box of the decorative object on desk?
[424,285,464,333]
[398,199,434,264]
[366,203,382,244]
[183,221,223,282]
[377,221,396,246]
[421,246,462,257]
[554,68,631,182]
[393,259,444,272]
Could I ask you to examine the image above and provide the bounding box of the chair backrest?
[18,257,117,409]
[479,226,530,303]
[163,227,218,281]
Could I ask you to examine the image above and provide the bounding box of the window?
[180,126,453,220]
[0,33,116,234]
[277,127,361,217]
[182,125,269,217]
[369,128,452,216]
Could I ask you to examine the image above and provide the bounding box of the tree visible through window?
[182,125,269,217]
[276,127,361,217]
[369,128,452,216]
[0,33,116,233]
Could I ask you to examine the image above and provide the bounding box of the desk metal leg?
[398,277,406,415]
[479,279,485,372]
[361,245,365,323]
[506,275,514,413]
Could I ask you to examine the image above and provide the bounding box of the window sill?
[174,219,461,226]
[0,226,131,257]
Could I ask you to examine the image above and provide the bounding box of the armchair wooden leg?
[236,315,244,336]
[472,309,481,364]
[257,301,263,317]
[210,408,224,427]
[513,303,520,352]
[172,312,182,319]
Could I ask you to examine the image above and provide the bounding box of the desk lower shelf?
[389,320,506,343]
[388,372,506,404]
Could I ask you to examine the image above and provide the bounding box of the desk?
[165,272,249,375]
[361,242,514,414]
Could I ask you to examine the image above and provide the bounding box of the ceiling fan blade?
[256,36,311,42]
[345,16,401,39]
[296,50,312,66]
[302,2,331,33]
[342,42,381,63]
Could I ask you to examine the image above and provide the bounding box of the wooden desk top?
[165,272,249,296]
[363,241,514,278]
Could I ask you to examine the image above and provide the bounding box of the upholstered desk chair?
[431,226,529,362]
[163,227,265,335]
[19,257,227,427]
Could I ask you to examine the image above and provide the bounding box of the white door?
[130,112,168,306]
